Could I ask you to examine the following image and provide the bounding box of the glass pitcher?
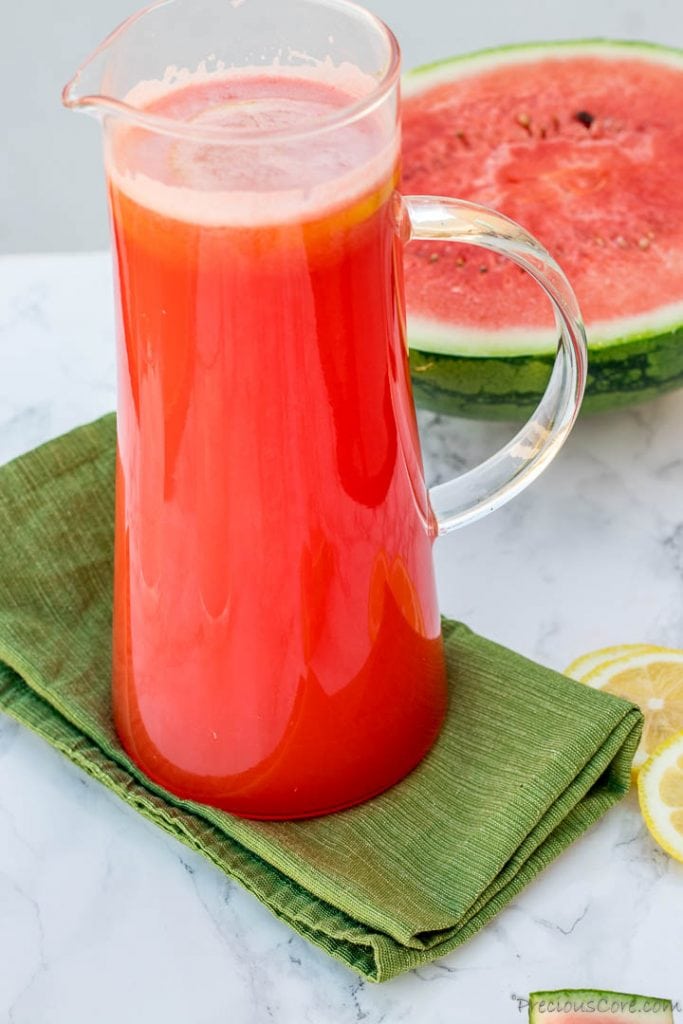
[63,0,587,819]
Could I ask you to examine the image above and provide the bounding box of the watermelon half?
[402,40,683,419]
[528,989,674,1023]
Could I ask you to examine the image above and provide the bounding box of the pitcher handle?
[399,195,588,535]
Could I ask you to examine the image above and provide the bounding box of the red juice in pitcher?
[108,70,447,818]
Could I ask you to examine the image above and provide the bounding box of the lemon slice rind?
[638,730,683,865]
[582,649,683,691]
[564,643,663,681]
[565,645,683,775]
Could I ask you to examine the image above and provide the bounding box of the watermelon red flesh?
[539,1019,658,1024]
[402,45,683,336]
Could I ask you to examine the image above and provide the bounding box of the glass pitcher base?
[116,706,447,821]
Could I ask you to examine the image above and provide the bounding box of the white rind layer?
[402,39,683,97]
[408,301,683,357]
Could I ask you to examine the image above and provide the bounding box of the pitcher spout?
[62,0,169,116]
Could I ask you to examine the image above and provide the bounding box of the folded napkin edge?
[0,663,644,984]
[0,623,644,951]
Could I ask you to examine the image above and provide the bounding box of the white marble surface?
[1,251,683,1022]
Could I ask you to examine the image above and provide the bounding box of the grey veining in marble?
[1,252,683,1023]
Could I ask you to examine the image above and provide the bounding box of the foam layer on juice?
[106,63,398,227]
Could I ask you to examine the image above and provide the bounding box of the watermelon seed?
[574,109,595,128]
[429,252,440,263]
[516,112,532,134]
[615,235,628,248]
[456,256,466,267]
[539,125,547,139]
[455,129,471,148]
[639,237,651,250]
[594,236,605,246]
[551,115,560,131]
[479,265,488,274]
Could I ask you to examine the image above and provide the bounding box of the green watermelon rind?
[528,988,673,1021]
[409,322,683,420]
[403,40,683,419]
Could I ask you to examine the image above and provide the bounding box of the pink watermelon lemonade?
[108,72,447,818]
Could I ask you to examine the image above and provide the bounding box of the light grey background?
[2,0,682,253]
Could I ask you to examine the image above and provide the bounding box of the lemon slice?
[639,731,683,864]
[564,646,683,773]
[564,643,657,681]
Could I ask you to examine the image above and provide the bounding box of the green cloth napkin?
[0,414,642,982]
